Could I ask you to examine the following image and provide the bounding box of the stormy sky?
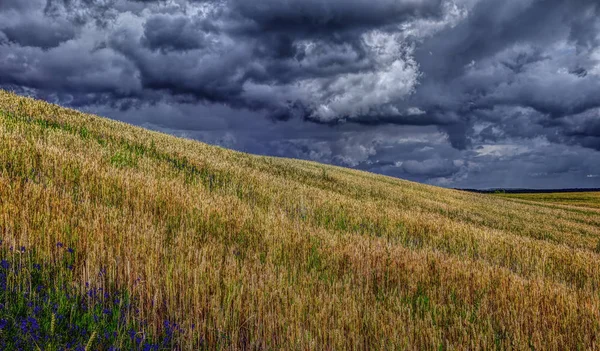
[1,0,600,189]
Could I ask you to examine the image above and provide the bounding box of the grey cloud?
[558,109,600,150]
[415,0,598,80]
[401,159,460,177]
[0,0,43,11]
[142,14,212,52]
[406,0,600,152]
[2,20,75,48]
[232,0,444,33]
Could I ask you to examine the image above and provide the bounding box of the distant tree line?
[457,188,600,194]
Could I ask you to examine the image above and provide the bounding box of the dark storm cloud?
[2,21,75,49]
[0,0,37,11]
[232,0,443,33]
[408,0,600,152]
[401,159,460,178]
[1,0,600,187]
[142,14,212,52]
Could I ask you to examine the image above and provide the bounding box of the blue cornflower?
[19,319,28,333]
[20,246,26,253]
[68,247,75,254]
[0,260,9,269]
[27,317,40,331]
[0,319,7,329]
[56,242,64,248]
[33,263,41,270]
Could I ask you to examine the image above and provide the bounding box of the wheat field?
[1,90,599,349]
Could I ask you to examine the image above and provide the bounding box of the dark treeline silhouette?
[458,188,600,194]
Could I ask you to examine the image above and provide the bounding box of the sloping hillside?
[1,90,599,349]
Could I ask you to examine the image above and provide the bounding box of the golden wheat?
[1,90,599,350]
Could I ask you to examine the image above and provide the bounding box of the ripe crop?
[1,90,599,349]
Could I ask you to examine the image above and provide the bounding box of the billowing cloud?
[1,0,600,188]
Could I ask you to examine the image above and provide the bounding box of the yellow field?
[1,90,599,350]
[499,191,600,210]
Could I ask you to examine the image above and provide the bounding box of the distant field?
[498,191,600,210]
[1,90,600,349]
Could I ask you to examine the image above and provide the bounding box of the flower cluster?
[0,243,183,350]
